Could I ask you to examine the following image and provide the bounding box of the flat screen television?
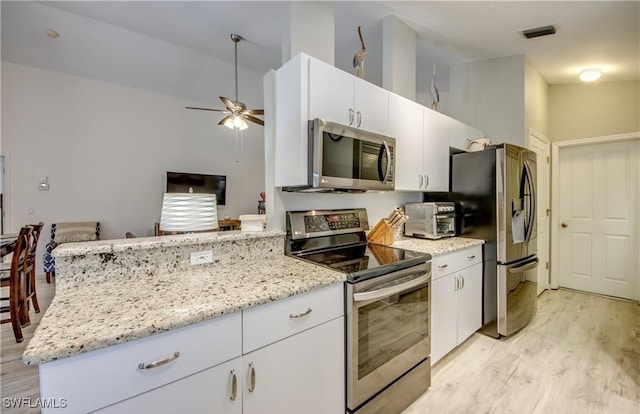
[166,172,227,206]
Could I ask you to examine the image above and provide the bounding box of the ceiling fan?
[186,34,264,130]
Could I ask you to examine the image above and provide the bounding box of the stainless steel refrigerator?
[448,143,538,337]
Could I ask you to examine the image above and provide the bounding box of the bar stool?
[0,226,32,342]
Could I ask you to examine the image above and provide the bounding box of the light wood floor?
[1,280,638,414]
[404,288,640,414]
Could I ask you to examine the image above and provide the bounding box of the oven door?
[346,262,431,411]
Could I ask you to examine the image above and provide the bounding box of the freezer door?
[497,256,538,336]
[522,150,537,258]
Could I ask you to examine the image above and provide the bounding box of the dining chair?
[44,222,100,283]
[24,222,44,316]
[0,226,32,343]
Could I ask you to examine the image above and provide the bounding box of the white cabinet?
[308,57,389,134]
[273,54,389,187]
[422,108,452,191]
[449,118,486,152]
[95,358,243,414]
[243,317,344,414]
[431,246,483,364]
[390,93,424,191]
[40,284,345,414]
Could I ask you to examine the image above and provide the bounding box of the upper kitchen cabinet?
[274,54,389,187]
[390,93,424,191]
[422,108,451,192]
[308,57,389,134]
[449,119,485,152]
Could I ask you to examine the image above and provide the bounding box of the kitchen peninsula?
[23,230,484,413]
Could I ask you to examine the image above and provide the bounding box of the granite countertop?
[52,230,286,257]
[393,236,484,256]
[23,255,343,365]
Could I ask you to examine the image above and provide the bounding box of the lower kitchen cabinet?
[39,283,345,414]
[431,246,483,364]
[243,317,345,414]
[95,357,244,413]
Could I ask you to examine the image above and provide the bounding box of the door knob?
[561,222,568,228]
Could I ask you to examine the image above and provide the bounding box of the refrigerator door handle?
[508,258,539,273]
[521,159,536,244]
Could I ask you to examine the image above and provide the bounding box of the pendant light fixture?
[185,34,264,130]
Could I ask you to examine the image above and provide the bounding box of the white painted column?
[282,2,335,65]
[382,15,416,100]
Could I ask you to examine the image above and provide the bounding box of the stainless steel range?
[285,208,432,414]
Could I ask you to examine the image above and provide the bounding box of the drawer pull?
[230,370,238,401]
[438,264,448,269]
[248,363,256,392]
[468,255,476,260]
[137,351,180,370]
[289,308,312,319]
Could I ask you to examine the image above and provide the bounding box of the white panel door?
[308,58,354,126]
[456,263,483,344]
[423,109,451,191]
[389,93,423,191]
[430,274,457,365]
[558,140,639,300]
[353,77,389,134]
[528,130,551,295]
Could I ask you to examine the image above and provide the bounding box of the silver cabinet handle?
[438,264,448,269]
[419,175,424,189]
[289,307,312,319]
[425,175,429,188]
[349,108,354,126]
[356,111,362,127]
[230,370,238,401]
[454,276,459,291]
[138,352,180,370]
[468,255,476,260]
[248,363,256,393]
[460,275,465,289]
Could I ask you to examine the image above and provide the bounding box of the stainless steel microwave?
[283,118,396,192]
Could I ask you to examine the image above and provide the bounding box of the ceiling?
[2,1,638,98]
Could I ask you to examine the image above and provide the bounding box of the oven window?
[357,285,429,379]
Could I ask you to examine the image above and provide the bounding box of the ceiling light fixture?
[579,68,602,82]
[185,34,263,130]
[46,29,60,39]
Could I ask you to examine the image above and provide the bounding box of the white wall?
[446,55,526,146]
[525,59,549,138]
[549,80,640,141]
[1,62,265,270]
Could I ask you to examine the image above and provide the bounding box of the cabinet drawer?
[243,283,344,353]
[39,313,241,414]
[432,245,482,280]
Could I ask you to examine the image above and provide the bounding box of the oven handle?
[353,273,430,302]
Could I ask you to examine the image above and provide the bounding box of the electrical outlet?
[190,250,213,265]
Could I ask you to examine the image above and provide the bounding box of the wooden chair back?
[0,226,32,342]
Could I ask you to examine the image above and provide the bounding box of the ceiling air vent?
[522,25,556,39]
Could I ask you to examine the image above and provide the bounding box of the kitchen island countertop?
[24,255,343,365]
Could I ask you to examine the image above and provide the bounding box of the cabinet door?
[430,274,458,365]
[243,317,345,414]
[422,108,451,191]
[353,77,389,134]
[389,93,424,191]
[456,263,483,344]
[308,58,354,126]
[95,358,243,414]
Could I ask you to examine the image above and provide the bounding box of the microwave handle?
[377,141,392,184]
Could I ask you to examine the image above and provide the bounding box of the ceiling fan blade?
[218,115,233,126]
[185,106,228,112]
[219,96,237,111]
[244,114,264,126]
[244,109,264,115]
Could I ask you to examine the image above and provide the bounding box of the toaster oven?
[404,202,456,240]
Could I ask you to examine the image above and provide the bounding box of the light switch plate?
[190,250,213,265]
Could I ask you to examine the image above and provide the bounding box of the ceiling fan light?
[223,117,235,129]
[236,117,249,130]
[579,68,602,82]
